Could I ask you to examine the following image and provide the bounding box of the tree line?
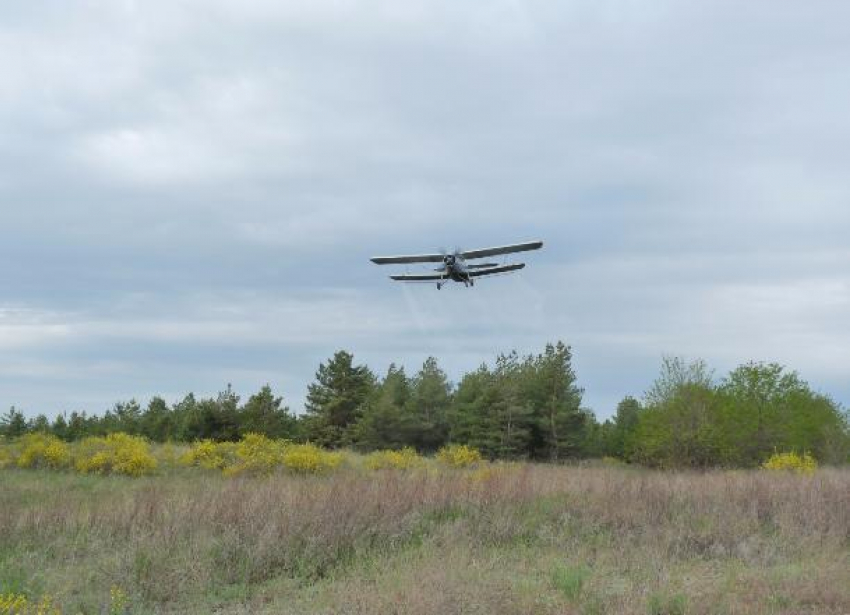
[2,342,847,467]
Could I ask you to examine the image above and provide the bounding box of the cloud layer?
[2,0,848,417]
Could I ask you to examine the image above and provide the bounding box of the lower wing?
[389,272,446,282]
[468,263,525,277]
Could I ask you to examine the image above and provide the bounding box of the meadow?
[1,439,848,615]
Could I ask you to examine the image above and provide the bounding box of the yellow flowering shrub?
[0,593,27,614]
[74,433,157,477]
[282,443,342,474]
[0,592,60,615]
[762,451,817,475]
[180,436,342,475]
[109,585,127,615]
[436,444,483,468]
[15,434,71,469]
[224,433,289,476]
[179,440,236,470]
[364,447,423,470]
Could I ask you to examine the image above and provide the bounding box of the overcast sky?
[2,0,848,420]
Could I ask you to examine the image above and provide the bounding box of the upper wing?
[468,263,525,277]
[371,253,445,265]
[389,272,446,282]
[461,240,543,260]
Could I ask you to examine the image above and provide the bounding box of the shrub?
[364,447,423,470]
[0,592,27,614]
[436,444,483,468]
[226,433,288,476]
[282,443,342,474]
[15,433,71,469]
[0,592,60,615]
[762,451,817,475]
[110,585,128,615]
[180,437,340,475]
[74,433,157,477]
[179,440,236,470]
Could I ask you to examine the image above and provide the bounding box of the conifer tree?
[525,342,585,460]
[448,365,493,452]
[240,385,297,439]
[51,414,68,440]
[354,364,410,450]
[140,396,174,442]
[0,406,27,438]
[489,352,534,459]
[406,357,451,452]
[303,350,375,448]
[29,414,50,433]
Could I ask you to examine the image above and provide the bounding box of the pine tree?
[140,397,174,442]
[29,414,50,433]
[405,357,451,452]
[182,386,241,441]
[303,350,375,448]
[66,411,88,440]
[240,385,297,439]
[525,342,586,460]
[448,365,494,453]
[0,406,27,438]
[353,364,410,450]
[172,393,199,441]
[52,414,69,440]
[489,352,534,459]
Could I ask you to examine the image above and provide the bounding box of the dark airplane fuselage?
[440,255,472,287]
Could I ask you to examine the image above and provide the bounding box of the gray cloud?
[1,0,848,418]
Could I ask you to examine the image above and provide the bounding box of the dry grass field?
[1,462,848,614]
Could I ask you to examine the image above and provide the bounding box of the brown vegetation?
[1,463,848,614]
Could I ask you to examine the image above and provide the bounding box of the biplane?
[370,240,543,289]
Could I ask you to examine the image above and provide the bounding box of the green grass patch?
[551,563,590,601]
[647,591,688,615]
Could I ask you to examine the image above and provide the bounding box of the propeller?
[435,247,461,270]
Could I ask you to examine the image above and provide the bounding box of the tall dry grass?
[1,464,848,613]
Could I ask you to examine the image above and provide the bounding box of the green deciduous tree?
[631,357,720,468]
[717,362,848,465]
